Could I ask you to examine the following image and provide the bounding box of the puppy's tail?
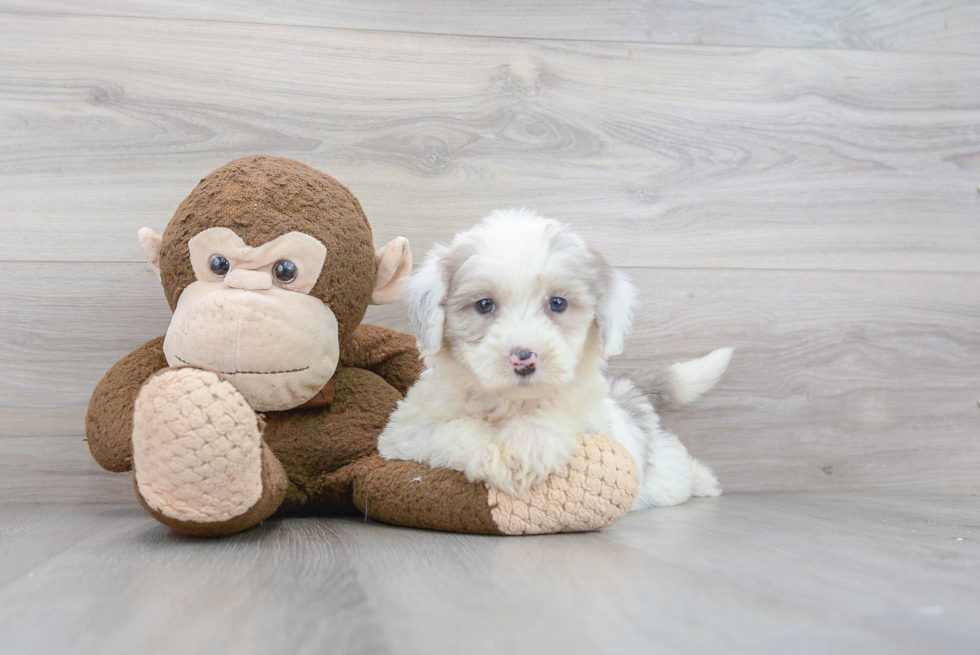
[636,348,733,410]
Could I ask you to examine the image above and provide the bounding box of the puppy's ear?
[404,245,448,357]
[594,256,637,358]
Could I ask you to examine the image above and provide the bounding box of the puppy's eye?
[549,297,567,312]
[273,259,297,283]
[475,298,495,314]
[209,255,230,277]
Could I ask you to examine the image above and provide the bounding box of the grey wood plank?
[2,0,979,55]
[0,437,133,505]
[3,262,978,495]
[0,507,390,655]
[1,15,978,272]
[1,493,977,654]
[596,492,980,653]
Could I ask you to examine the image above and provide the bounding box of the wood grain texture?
[1,493,978,654]
[0,437,131,504]
[3,262,978,494]
[2,7,978,653]
[1,15,979,272]
[1,10,978,498]
[3,1,980,55]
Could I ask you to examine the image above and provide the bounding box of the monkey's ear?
[371,236,413,305]
[138,228,163,280]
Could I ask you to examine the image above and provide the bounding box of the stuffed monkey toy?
[85,155,639,537]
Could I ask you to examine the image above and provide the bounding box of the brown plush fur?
[86,336,168,473]
[352,456,503,535]
[159,156,375,347]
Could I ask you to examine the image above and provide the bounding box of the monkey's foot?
[132,367,287,536]
[488,434,639,535]
[352,434,639,535]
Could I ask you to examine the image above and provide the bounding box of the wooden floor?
[1,492,978,655]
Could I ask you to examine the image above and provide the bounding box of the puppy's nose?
[510,349,538,376]
[511,349,537,364]
[514,349,535,362]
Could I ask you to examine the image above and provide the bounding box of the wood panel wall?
[1,2,978,502]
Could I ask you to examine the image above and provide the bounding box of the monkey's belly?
[260,366,403,507]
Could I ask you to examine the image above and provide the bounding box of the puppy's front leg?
[462,438,523,497]
[408,419,524,497]
[380,415,523,495]
[497,411,581,495]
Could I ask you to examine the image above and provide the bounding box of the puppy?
[378,208,732,509]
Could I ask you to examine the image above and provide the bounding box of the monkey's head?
[138,156,411,412]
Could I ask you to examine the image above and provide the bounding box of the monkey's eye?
[209,255,230,277]
[273,259,298,284]
[548,297,567,312]
[475,298,495,314]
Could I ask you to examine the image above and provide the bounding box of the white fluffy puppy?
[378,209,732,509]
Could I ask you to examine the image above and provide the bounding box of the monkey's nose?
[224,269,273,291]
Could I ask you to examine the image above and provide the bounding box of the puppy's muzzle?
[510,348,537,377]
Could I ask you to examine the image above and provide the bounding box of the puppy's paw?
[463,442,524,497]
[498,421,579,495]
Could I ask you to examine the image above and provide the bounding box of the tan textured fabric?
[186,228,327,295]
[488,434,640,535]
[163,280,341,411]
[372,236,412,305]
[135,441,289,537]
[132,368,263,523]
[138,227,163,279]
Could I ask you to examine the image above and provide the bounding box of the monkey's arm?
[86,336,169,472]
[348,434,641,535]
[341,324,423,396]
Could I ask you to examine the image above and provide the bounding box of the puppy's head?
[406,209,636,398]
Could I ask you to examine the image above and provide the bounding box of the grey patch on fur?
[439,242,494,351]
[629,366,680,410]
[407,283,444,356]
[444,296,493,349]
[439,241,475,296]
[585,246,613,297]
[608,377,655,422]
[410,288,434,337]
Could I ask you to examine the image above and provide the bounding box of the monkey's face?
[162,227,339,412]
[140,156,413,412]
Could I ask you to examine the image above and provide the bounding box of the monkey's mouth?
[173,355,309,376]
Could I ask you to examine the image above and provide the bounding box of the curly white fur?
[378,209,731,508]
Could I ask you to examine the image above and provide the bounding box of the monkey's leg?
[350,434,640,535]
[86,336,169,472]
[131,367,288,537]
